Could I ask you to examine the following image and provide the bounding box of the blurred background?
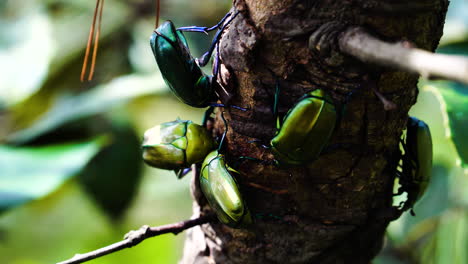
[0,0,467,263]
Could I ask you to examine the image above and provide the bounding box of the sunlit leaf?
[0,137,106,212]
[0,3,53,107]
[422,82,468,168]
[430,210,468,264]
[0,181,181,264]
[441,0,468,44]
[7,74,166,144]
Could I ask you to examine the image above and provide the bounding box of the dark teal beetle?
[142,119,216,177]
[150,13,238,108]
[200,150,252,228]
[270,88,337,165]
[397,117,433,214]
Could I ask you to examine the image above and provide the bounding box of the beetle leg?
[393,185,404,196]
[272,80,282,128]
[202,106,216,128]
[217,111,229,152]
[208,102,248,111]
[177,12,232,33]
[196,11,240,67]
[176,167,192,179]
[248,139,271,149]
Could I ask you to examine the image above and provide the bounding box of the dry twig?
[57,214,215,264]
[339,27,468,85]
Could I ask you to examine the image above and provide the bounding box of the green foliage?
[79,121,143,220]
[1,0,467,264]
[7,74,166,144]
[432,83,468,167]
[0,137,105,213]
[423,41,468,168]
[0,0,217,262]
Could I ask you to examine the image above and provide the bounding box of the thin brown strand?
[88,0,105,81]
[81,0,101,82]
[81,0,101,81]
[155,0,160,29]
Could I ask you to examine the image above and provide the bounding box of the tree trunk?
[181,0,448,263]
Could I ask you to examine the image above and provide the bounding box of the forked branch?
[339,27,468,85]
[57,214,215,264]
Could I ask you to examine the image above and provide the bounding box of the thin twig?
[57,214,215,264]
[339,27,468,85]
[372,87,397,111]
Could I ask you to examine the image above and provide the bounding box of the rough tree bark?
[181,1,448,263]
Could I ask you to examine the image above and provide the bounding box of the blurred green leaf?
[405,165,450,229]
[422,82,468,167]
[426,210,468,264]
[0,137,105,213]
[387,165,450,245]
[438,87,468,168]
[0,180,181,264]
[0,2,53,107]
[7,74,166,144]
[429,42,468,167]
[441,0,468,44]
[79,120,143,220]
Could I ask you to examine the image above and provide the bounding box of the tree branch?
[339,27,468,85]
[57,214,215,264]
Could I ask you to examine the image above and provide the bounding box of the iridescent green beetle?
[270,89,337,165]
[142,119,215,176]
[397,117,433,214]
[150,21,212,107]
[200,150,252,228]
[150,13,238,108]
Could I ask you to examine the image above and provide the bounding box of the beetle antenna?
[196,11,240,67]
[81,0,105,82]
[155,0,160,29]
[218,111,228,152]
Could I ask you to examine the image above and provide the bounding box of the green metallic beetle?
[142,119,215,177]
[150,12,239,108]
[397,116,433,214]
[270,88,337,165]
[198,112,252,228]
[200,150,252,228]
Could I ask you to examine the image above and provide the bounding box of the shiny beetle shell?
[142,119,215,170]
[200,150,252,228]
[270,89,337,165]
[400,117,433,211]
[150,21,213,107]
